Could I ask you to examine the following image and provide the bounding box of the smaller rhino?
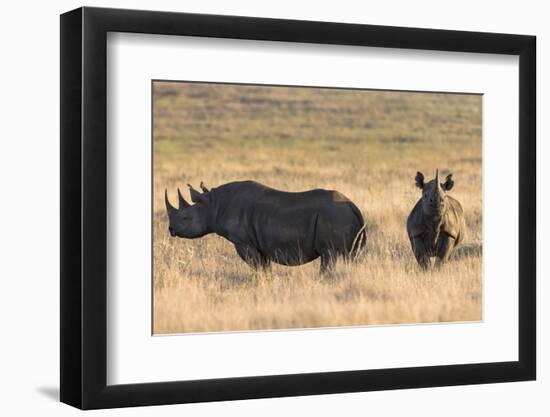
[407,169,465,269]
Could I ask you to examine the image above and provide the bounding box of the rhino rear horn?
[200,181,210,193]
[177,188,190,208]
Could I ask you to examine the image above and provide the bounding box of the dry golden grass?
[152,82,482,334]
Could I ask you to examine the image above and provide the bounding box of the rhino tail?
[349,204,367,261]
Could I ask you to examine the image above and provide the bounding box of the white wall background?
[0,0,545,415]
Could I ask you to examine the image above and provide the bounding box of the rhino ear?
[442,173,454,191]
[415,172,425,189]
[188,184,207,204]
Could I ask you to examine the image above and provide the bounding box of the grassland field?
[153,81,482,334]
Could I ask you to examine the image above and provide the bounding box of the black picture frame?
[60,6,536,410]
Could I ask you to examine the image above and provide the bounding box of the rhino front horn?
[165,189,177,214]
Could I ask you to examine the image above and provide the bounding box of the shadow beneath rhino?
[453,243,482,260]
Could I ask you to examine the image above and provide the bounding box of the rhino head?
[415,169,454,218]
[165,183,213,239]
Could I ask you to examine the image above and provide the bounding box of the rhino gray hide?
[406,170,465,269]
[165,180,366,273]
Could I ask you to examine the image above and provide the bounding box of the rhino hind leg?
[411,237,430,270]
[312,214,343,274]
[234,243,270,270]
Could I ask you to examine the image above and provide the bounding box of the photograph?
[152,81,483,334]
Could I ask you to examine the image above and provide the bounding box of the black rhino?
[407,170,465,269]
[165,180,366,272]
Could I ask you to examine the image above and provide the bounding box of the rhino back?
[211,181,363,258]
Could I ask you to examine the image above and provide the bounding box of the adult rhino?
[406,170,465,269]
[165,180,366,272]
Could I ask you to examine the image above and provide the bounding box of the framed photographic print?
[60,6,536,409]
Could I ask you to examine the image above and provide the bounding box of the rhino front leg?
[234,243,270,270]
[411,237,430,270]
[435,234,456,267]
